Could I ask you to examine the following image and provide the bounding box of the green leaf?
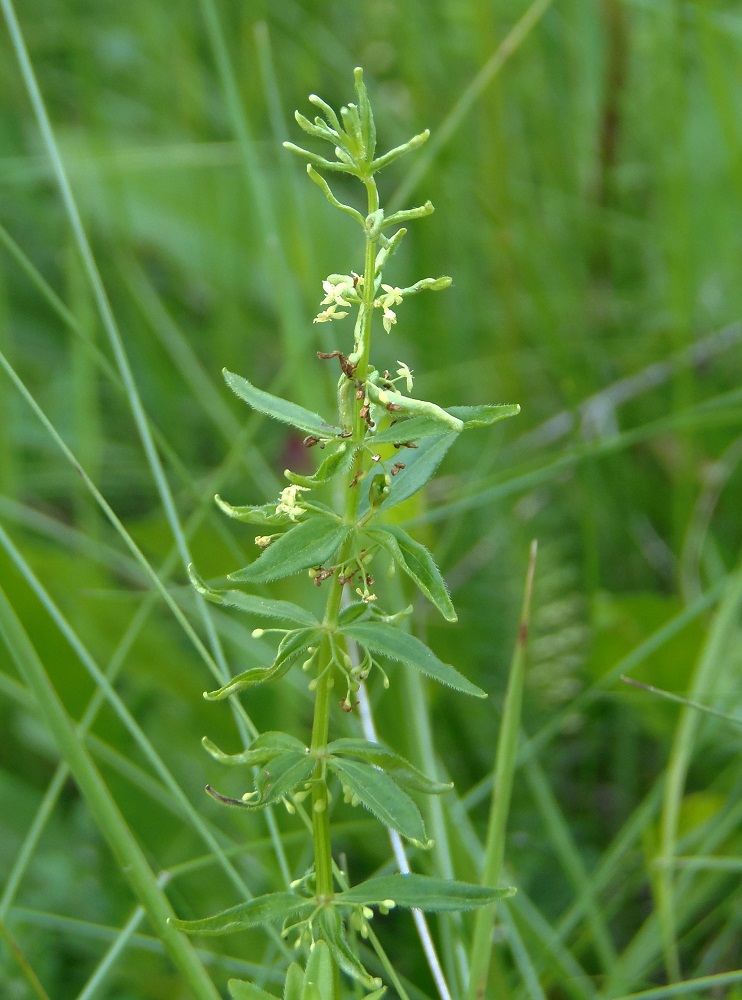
[327,757,430,847]
[361,432,457,514]
[301,940,335,1000]
[224,369,340,436]
[371,414,460,445]
[337,602,371,627]
[341,620,486,698]
[250,751,316,807]
[229,516,350,584]
[202,731,306,767]
[214,496,293,528]
[366,524,457,622]
[317,910,381,991]
[284,444,353,489]
[283,966,304,1000]
[204,628,318,700]
[327,738,452,796]
[447,403,521,428]
[370,129,430,173]
[228,980,280,1000]
[336,873,516,911]
[283,141,359,175]
[169,892,313,935]
[189,566,319,626]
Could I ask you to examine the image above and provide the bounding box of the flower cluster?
[375,284,403,333]
[275,484,309,520]
[313,274,361,324]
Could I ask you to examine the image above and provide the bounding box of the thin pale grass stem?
[0,353,294,892]
[74,872,171,1000]
[523,757,617,973]
[507,890,597,1000]
[466,539,537,1000]
[0,916,53,1000]
[610,969,742,1000]
[0,349,219,678]
[0,585,221,1000]
[657,558,742,980]
[389,0,556,211]
[0,0,243,754]
[347,595,454,1000]
[0,523,252,896]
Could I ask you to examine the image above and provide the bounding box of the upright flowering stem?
[172,69,520,1000]
[310,174,379,900]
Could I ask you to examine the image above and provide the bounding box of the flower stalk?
[172,68,521,1000]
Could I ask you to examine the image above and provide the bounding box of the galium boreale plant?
[170,69,520,1000]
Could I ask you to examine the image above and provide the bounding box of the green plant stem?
[466,539,537,1000]
[0,585,221,1000]
[309,175,378,911]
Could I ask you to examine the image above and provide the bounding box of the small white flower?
[313,303,348,324]
[276,484,310,520]
[381,306,396,333]
[380,284,403,306]
[320,278,352,308]
[396,360,414,392]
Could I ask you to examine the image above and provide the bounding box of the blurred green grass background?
[2,1,742,998]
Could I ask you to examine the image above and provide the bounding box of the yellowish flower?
[396,360,414,392]
[276,484,310,520]
[313,303,348,324]
[381,306,396,333]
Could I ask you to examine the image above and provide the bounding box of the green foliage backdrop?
[1,1,742,998]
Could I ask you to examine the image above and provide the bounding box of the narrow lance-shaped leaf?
[341,620,486,698]
[189,566,319,626]
[202,731,306,767]
[223,369,340,436]
[227,981,280,1000]
[214,495,294,528]
[283,141,360,175]
[318,910,381,991]
[371,413,461,445]
[284,443,353,489]
[361,432,457,515]
[447,403,521,428]
[365,524,457,622]
[204,628,318,700]
[302,939,335,1000]
[204,756,313,812]
[327,756,430,847]
[248,751,315,808]
[229,516,350,585]
[336,873,516,912]
[327,738,452,795]
[169,893,312,936]
[283,966,304,1000]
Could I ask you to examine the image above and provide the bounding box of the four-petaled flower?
[313,303,348,324]
[396,360,414,392]
[381,306,396,333]
[320,276,354,307]
[374,285,404,334]
[313,274,358,324]
[276,484,310,521]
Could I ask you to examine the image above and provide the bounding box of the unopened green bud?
[251,628,264,639]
